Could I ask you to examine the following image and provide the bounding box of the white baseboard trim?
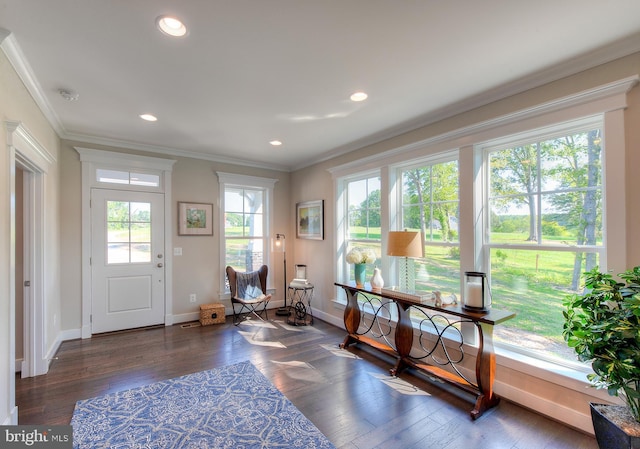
[3,406,18,425]
[495,378,594,435]
[15,358,23,373]
[312,308,344,329]
[170,300,287,326]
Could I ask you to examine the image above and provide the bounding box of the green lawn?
[350,227,597,356]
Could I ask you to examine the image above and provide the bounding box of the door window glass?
[107,201,152,264]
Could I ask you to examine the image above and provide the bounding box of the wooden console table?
[335,282,515,419]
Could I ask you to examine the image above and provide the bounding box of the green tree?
[490,145,539,241]
[404,161,458,241]
[547,130,602,289]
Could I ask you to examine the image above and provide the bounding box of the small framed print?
[296,200,324,240]
[178,202,213,236]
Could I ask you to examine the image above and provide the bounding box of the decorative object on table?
[296,199,324,240]
[462,271,491,312]
[370,267,384,292]
[563,266,640,448]
[178,202,213,235]
[346,247,376,288]
[274,233,290,316]
[71,361,336,449]
[290,264,309,287]
[386,230,424,292]
[380,286,432,303]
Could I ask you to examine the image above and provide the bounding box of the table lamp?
[386,230,424,292]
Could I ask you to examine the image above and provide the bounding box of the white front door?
[91,189,165,333]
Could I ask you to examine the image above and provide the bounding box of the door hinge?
[90,314,92,323]
[24,280,31,287]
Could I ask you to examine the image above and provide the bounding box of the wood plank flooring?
[15,317,598,449]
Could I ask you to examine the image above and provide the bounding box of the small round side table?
[286,283,314,326]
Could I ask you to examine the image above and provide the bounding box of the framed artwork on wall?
[296,200,324,240]
[178,202,213,235]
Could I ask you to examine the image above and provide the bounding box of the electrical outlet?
[189,293,197,303]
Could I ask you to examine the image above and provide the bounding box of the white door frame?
[76,148,175,338]
[6,121,54,380]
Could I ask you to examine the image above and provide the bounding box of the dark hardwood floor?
[15,317,598,448]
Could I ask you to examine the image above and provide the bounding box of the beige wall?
[58,142,292,330]
[0,45,61,424]
[625,85,640,265]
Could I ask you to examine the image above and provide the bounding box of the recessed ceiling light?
[140,114,158,122]
[350,91,368,102]
[270,140,283,146]
[156,15,187,37]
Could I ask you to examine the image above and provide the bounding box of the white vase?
[370,267,384,291]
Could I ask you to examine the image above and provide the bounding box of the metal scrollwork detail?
[354,292,395,350]
[409,305,478,387]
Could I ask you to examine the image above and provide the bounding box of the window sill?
[495,344,598,393]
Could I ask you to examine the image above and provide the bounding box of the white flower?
[362,248,376,264]
[346,247,376,264]
[346,248,362,264]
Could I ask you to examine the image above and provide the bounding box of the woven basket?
[199,303,225,325]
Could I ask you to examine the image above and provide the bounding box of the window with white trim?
[398,157,460,295]
[342,174,382,282]
[483,119,604,364]
[217,172,277,293]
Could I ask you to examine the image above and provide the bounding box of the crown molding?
[3,24,639,174]
[0,31,66,137]
[305,32,640,172]
[63,132,290,173]
[328,75,639,178]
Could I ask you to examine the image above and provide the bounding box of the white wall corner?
[3,406,19,425]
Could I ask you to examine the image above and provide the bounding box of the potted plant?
[563,266,640,448]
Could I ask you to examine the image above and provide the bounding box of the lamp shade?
[386,231,424,258]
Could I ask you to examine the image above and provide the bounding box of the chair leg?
[233,303,266,325]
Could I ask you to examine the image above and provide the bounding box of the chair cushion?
[236,272,264,301]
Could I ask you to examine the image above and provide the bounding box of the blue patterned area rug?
[71,361,335,449]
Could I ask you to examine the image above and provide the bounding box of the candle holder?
[462,271,491,312]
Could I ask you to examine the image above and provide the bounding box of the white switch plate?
[174,247,182,256]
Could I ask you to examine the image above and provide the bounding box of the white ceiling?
[1,1,639,171]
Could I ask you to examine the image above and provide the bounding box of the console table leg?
[471,321,500,419]
[339,287,362,349]
[340,334,357,349]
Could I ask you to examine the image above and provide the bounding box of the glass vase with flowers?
[346,247,377,287]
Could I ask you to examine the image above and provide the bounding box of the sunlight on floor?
[236,319,278,329]
[320,343,361,359]
[271,360,329,384]
[237,330,287,348]
[369,372,431,396]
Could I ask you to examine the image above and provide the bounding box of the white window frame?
[477,118,606,365]
[217,172,277,296]
[335,169,381,286]
[329,76,635,374]
[393,152,461,292]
